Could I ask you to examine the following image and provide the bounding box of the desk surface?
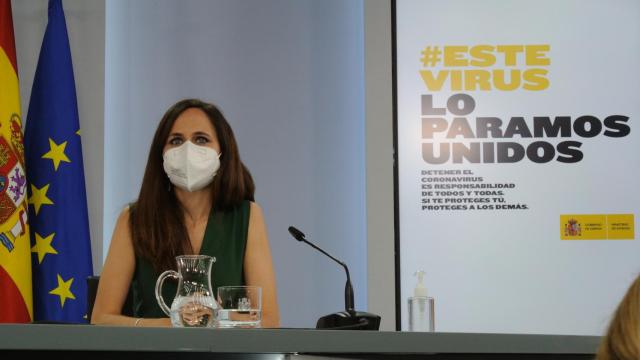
[0,324,600,356]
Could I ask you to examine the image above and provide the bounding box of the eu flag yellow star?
[49,274,75,308]
[31,232,58,264]
[30,184,54,215]
[42,138,71,171]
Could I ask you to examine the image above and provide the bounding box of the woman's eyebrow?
[192,131,211,137]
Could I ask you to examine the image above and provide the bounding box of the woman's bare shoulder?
[248,201,264,215]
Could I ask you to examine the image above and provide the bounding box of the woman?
[91,99,280,327]
[596,274,640,360]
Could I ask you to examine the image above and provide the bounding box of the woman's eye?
[194,136,209,144]
[169,138,184,145]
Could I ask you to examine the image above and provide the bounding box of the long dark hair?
[130,99,255,272]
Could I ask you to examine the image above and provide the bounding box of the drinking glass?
[216,286,261,328]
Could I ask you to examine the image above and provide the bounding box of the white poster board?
[396,0,640,335]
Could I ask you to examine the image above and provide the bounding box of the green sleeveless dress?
[131,201,250,318]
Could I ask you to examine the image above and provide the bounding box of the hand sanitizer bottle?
[408,270,435,332]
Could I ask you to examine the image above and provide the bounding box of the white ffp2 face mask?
[162,141,221,192]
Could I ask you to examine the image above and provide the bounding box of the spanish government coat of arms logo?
[0,114,28,252]
[564,218,581,237]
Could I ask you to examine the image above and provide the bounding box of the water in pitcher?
[156,255,218,328]
[170,295,218,327]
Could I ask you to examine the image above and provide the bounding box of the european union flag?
[24,0,93,323]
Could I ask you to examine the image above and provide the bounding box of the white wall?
[104,0,367,328]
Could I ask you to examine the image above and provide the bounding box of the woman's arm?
[244,202,281,328]
[90,207,170,327]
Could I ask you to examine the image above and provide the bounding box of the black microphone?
[288,226,355,313]
[288,226,381,330]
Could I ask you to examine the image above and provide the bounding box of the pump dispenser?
[407,270,434,332]
[414,270,427,297]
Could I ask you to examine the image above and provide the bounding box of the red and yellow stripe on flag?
[0,0,32,322]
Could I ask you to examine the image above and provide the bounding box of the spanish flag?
[0,0,33,322]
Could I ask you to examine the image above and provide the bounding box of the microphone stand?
[289,226,381,330]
